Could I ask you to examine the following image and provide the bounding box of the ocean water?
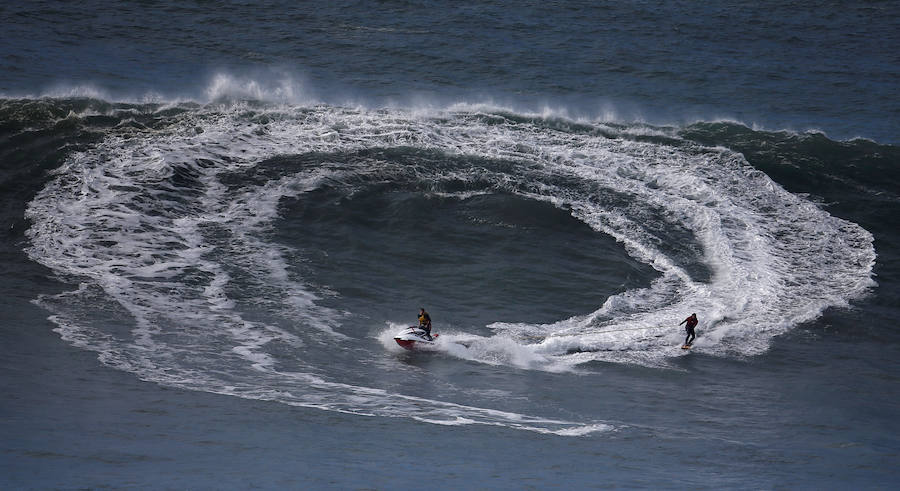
[2,1,899,488]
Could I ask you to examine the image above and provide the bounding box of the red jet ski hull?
[394,326,438,350]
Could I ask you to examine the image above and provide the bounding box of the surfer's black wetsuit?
[418,310,432,340]
[680,314,698,346]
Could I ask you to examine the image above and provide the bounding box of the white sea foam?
[24,101,875,434]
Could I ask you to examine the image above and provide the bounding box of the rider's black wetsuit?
[680,314,698,346]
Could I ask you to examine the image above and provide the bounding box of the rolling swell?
[11,97,879,432]
[682,121,900,321]
[682,121,900,232]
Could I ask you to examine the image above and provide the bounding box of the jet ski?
[394,326,439,350]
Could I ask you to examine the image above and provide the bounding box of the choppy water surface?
[2,1,899,488]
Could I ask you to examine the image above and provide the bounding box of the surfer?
[679,313,698,348]
[418,308,433,340]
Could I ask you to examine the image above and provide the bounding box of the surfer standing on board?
[418,308,433,340]
[679,313,698,348]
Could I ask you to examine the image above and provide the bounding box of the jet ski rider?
[418,308,433,340]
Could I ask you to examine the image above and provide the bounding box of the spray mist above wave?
[23,100,875,431]
[4,70,876,144]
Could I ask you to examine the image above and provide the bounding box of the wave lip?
[6,69,891,145]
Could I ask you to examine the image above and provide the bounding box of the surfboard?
[681,345,692,350]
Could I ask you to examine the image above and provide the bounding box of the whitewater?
[20,99,876,435]
[4,1,899,487]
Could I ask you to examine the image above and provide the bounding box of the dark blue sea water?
[2,1,899,488]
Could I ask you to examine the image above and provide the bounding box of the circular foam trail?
[25,102,875,432]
